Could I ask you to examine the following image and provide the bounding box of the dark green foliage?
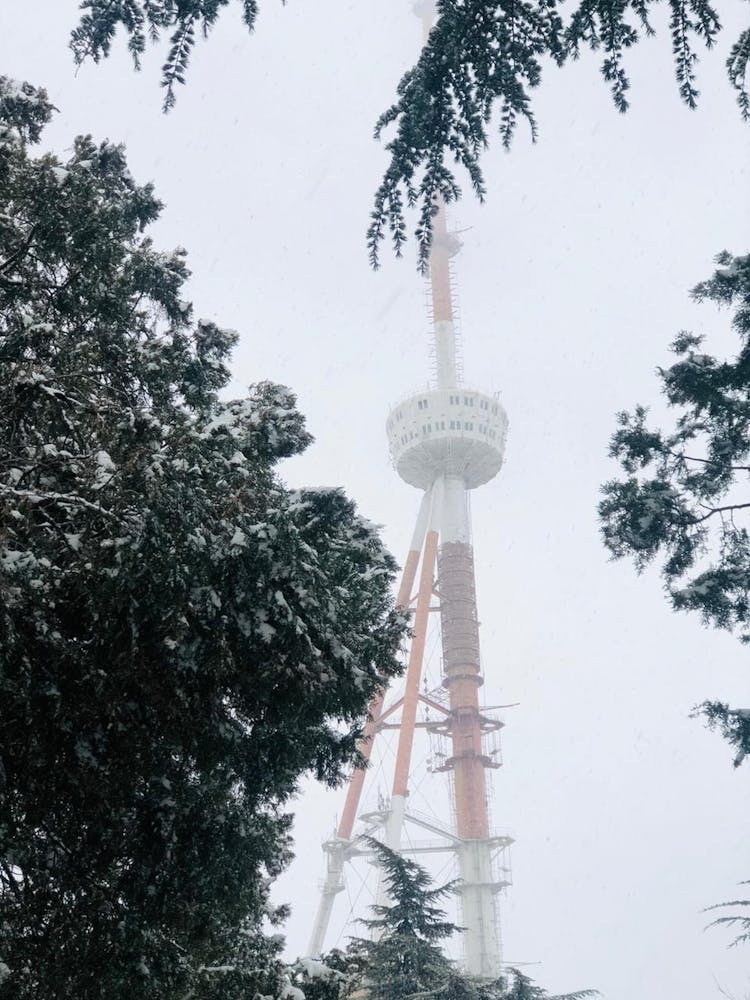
[705,881,750,947]
[727,25,750,118]
[498,969,595,1000]
[600,251,750,766]
[0,79,53,144]
[288,950,367,1000]
[69,1,743,268]
[353,839,462,1000]
[565,0,723,111]
[370,0,727,269]
[367,0,565,270]
[695,701,750,768]
[337,841,595,1000]
[600,252,750,632]
[0,78,405,999]
[361,838,459,941]
[71,1,261,111]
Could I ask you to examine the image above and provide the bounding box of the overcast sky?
[2,2,749,998]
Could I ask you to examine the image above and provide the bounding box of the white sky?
[2,2,749,998]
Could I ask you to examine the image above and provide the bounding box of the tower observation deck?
[387,387,506,491]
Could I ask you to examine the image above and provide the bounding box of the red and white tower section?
[307,200,512,976]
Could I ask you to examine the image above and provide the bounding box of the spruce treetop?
[362,838,460,943]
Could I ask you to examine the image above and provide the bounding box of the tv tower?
[307,6,511,977]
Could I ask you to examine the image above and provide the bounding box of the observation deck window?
[464,422,473,431]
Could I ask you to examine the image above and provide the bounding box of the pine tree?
[321,840,596,1000]
[0,77,405,1000]
[599,251,750,769]
[67,1,746,267]
[354,839,462,1000]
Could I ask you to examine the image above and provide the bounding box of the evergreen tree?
[0,77,405,999]
[68,1,747,267]
[354,839,461,1000]
[599,251,750,952]
[287,950,366,1000]
[599,250,750,768]
[319,840,596,1000]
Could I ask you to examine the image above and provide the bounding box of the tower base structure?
[308,455,511,978]
[308,799,512,976]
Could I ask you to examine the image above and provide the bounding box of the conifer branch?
[67,2,745,266]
